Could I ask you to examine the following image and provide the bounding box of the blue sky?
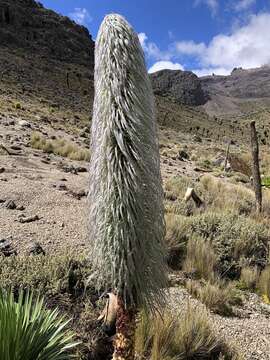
[40,0,270,76]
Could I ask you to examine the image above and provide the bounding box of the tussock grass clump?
[186,280,242,316]
[240,266,260,291]
[165,210,269,277]
[257,266,270,302]
[164,175,256,216]
[165,213,189,269]
[31,132,90,161]
[135,305,240,360]
[199,175,254,215]
[183,235,217,281]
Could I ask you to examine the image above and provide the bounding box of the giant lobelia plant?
[88,14,167,359]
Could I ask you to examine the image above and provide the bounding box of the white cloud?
[174,40,206,56]
[138,32,171,60]
[148,61,184,74]
[193,67,232,77]
[140,12,270,77]
[234,0,256,12]
[193,0,219,16]
[69,8,92,25]
[202,13,270,70]
[138,32,148,48]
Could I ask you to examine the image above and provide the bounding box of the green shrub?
[0,254,91,296]
[261,176,270,188]
[165,211,269,277]
[0,289,79,359]
[14,102,21,109]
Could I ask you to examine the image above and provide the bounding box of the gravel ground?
[168,287,270,360]
[1,118,270,358]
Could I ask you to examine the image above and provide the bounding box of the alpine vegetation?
[0,289,79,360]
[88,12,167,359]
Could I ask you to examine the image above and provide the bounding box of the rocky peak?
[150,69,208,106]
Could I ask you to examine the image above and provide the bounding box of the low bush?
[135,305,240,360]
[0,254,92,296]
[165,211,269,278]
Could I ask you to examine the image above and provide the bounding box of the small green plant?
[261,176,270,188]
[0,289,79,359]
[14,101,21,109]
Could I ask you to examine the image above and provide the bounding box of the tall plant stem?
[113,298,136,360]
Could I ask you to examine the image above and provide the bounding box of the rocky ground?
[0,115,201,256]
[169,286,270,360]
[1,114,270,358]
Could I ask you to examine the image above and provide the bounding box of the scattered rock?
[28,242,45,256]
[16,205,25,211]
[4,200,17,209]
[19,215,39,223]
[0,167,5,174]
[61,164,78,175]
[18,120,31,128]
[53,182,68,191]
[79,127,89,138]
[0,239,17,257]
[193,167,210,173]
[69,189,88,200]
[178,150,189,161]
[76,166,88,173]
[10,144,22,151]
[193,134,202,143]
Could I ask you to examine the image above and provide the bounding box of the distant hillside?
[1,0,270,146]
[201,66,270,117]
[151,66,270,119]
[0,0,94,66]
[0,0,95,121]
